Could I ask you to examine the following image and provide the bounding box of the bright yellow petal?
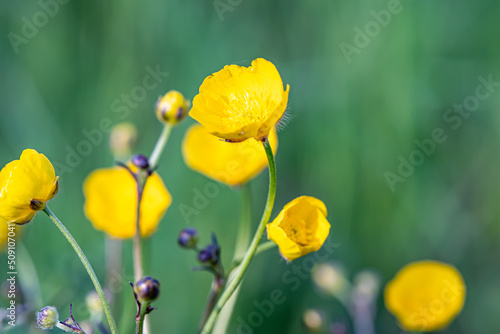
[190,58,289,141]
[83,167,171,238]
[384,260,466,332]
[0,149,58,224]
[182,124,278,186]
[267,212,302,261]
[267,196,330,261]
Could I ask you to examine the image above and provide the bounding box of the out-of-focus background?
[1,0,499,333]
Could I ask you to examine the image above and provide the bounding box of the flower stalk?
[43,206,118,334]
[149,123,172,169]
[200,139,277,334]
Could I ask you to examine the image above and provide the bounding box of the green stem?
[149,123,172,169]
[133,179,145,283]
[212,185,253,332]
[136,302,150,334]
[199,276,225,330]
[230,241,277,271]
[43,206,118,334]
[233,184,252,260]
[200,140,277,334]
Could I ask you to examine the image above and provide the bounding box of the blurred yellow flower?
[189,58,289,142]
[384,260,466,332]
[0,223,20,251]
[267,196,330,261]
[83,166,171,238]
[0,149,59,225]
[109,122,138,158]
[182,124,278,186]
[156,90,190,125]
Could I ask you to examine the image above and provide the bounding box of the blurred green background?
[1,0,500,333]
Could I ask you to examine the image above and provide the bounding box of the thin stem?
[132,173,152,334]
[43,206,118,334]
[133,183,145,282]
[212,185,253,333]
[233,184,252,259]
[199,276,225,330]
[230,241,277,272]
[135,302,150,334]
[200,140,277,334]
[149,123,172,168]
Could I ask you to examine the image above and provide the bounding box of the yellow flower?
[83,166,171,238]
[189,58,290,142]
[267,196,330,261]
[182,124,278,186]
[156,90,190,125]
[0,149,59,225]
[384,260,466,332]
[0,223,20,252]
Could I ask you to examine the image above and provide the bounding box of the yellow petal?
[83,166,171,238]
[384,260,466,331]
[267,196,330,261]
[182,124,278,186]
[0,149,58,224]
[190,58,289,141]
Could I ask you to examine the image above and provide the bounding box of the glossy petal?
[190,58,289,141]
[182,124,278,186]
[83,166,171,238]
[267,196,330,261]
[0,149,59,224]
[384,260,466,331]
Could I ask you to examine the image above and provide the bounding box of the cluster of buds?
[178,228,224,279]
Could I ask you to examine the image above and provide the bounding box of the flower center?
[280,215,317,246]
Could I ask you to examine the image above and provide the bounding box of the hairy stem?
[43,206,118,334]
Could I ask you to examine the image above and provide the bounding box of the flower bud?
[36,306,59,329]
[132,154,150,169]
[86,291,104,317]
[134,276,160,303]
[109,122,137,158]
[178,227,199,249]
[197,244,220,266]
[302,309,323,332]
[155,90,190,125]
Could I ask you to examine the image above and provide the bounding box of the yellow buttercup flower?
[189,58,290,142]
[267,196,330,261]
[0,149,59,225]
[83,166,171,238]
[182,124,278,186]
[384,260,466,332]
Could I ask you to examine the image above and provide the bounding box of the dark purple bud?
[132,154,150,169]
[197,244,220,266]
[178,228,199,249]
[134,276,160,303]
